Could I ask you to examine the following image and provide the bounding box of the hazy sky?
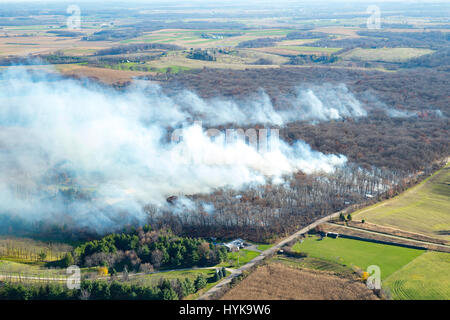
[1,0,447,3]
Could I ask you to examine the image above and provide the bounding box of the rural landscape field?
[0,0,449,309]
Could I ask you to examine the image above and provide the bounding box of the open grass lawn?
[383,251,450,300]
[256,244,273,251]
[353,163,450,243]
[341,47,434,62]
[152,65,192,73]
[292,235,424,279]
[218,249,261,268]
[0,259,66,277]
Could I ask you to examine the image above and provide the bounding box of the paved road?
[198,210,343,300]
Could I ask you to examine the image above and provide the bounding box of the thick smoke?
[173,83,367,126]
[0,67,353,231]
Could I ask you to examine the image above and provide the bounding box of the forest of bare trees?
[146,160,444,242]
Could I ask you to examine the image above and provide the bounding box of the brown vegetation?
[56,64,153,85]
[221,262,378,300]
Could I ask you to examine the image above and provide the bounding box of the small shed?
[326,232,339,239]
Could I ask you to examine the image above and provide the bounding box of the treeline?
[154,67,449,116]
[47,30,83,37]
[82,29,142,41]
[149,158,446,242]
[95,43,183,56]
[146,163,406,241]
[310,31,450,50]
[128,20,247,33]
[72,228,227,273]
[149,67,449,172]
[401,47,450,69]
[90,55,162,65]
[186,49,216,61]
[82,21,247,42]
[288,54,338,65]
[357,31,450,49]
[283,31,329,40]
[0,275,212,300]
[283,116,449,173]
[0,53,84,66]
[200,32,243,39]
[237,31,329,49]
[237,37,278,48]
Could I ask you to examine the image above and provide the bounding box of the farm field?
[0,236,72,263]
[141,50,282,72]
[55,64,153,84]
[221,262,378,300]
[0,34,112,57]
[121,28,292,48]
[292,235,425,279]
[272,255,357,278]
[352,162,450,243]
[0,260,67,278]
[383,251,450,300]
[340,47,435,62]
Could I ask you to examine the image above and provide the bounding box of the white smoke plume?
[173,82,367,126]
[0,67,351,231]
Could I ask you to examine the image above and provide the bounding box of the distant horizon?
[1,0,449,4]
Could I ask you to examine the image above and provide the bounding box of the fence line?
[0,271,68,284]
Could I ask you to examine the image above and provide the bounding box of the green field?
[102,62,190,74]
[383,251,450,300]
[353,163,450,243]
[121,28,293,48]
[0,260,66,277]
[341,47,434,62]
[256,244,274,251]
[219,249,261,268]
[292,235,424,279]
